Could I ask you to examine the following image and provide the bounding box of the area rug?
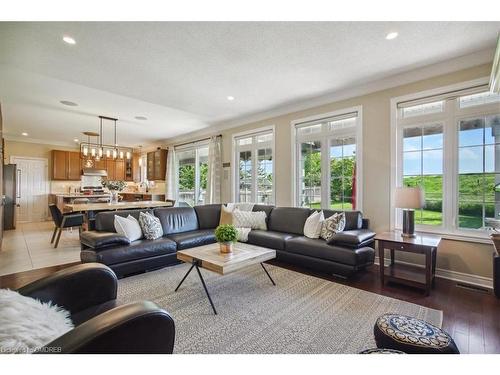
[117,263,442,354]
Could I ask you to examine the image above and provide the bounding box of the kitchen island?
[50,193,111,212]
[65,200,173,212]
[65,200,174,230]
[119,192,166,201]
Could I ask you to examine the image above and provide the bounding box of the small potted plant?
[214,224,238,254]
[101,179,127,204]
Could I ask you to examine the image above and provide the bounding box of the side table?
[375,231,441,296]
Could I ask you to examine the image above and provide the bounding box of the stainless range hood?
[82,168,108,177]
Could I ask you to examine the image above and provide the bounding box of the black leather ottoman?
[359,348,405,354]
[374,314,459,354]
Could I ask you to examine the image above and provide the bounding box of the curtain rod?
[174,134,222,149]
[295,111,359,127]
[396,83,489,107]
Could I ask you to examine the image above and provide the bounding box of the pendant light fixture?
[80,115,133,162]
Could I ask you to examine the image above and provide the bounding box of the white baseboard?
[374,259,493,290]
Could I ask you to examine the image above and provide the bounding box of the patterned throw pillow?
[232,209,267,230]
[138,212,163,240]
[320,212,346,241]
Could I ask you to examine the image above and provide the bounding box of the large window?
[233,129,274,204]
[176,144,208,206]
[402,123,443,225]
[394,83,500,236]
[458,115,499,229]
[294,109,362,209]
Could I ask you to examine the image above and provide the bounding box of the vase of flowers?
[214,224,238,254]
[101,180,127,204]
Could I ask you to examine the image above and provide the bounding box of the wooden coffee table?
[175,242,277,314]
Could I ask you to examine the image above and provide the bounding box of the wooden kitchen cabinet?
[147,151,155,180]
[105,160,116,180]
[125,154,140,181]
[105,160,125,181]
[146,149,167,180]
[52,150,81,180]
[52,150,68,180]
[132,153,141,181]
[94,159,106,170]
[114,160,125,181]
[68,152,82,180]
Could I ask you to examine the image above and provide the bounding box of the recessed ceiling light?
[227,96,235,101]
[385,32,398,40]
[60,100,78,106]
[73,138,79,142]
[63,35,76,45]
[135,116,148,121]
[21,132,28,136]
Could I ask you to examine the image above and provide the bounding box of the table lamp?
[395,187,424,238]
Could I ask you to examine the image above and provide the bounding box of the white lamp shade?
[394,187,425,209]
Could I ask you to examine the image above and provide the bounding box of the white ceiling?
[0,21,499,146]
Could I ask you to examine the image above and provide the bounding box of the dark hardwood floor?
[1,260,498,354]
[268,260,500,354]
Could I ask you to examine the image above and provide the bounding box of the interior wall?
[3,140,81,193]
[3,140,78,173]
[170,63,495,280]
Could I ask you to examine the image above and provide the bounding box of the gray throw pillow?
[320,212,346,241]
[138,212,163,240]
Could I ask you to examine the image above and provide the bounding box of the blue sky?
[403,126,499,175]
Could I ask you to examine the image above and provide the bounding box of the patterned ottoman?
[374,314,459,354]
[359,348,405,354]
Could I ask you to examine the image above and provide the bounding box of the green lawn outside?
[308,202,353,210]
[419,209,483,228]
[307,203,483,229]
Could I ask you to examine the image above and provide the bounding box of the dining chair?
[49,204,85,248]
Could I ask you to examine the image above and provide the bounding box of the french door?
[234,130,274,204]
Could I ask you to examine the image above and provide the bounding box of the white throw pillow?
[0,289,74,354]
[114,215,143,241]
[232,209,267,230]
[304,210,325,239]
[227,202,254,212]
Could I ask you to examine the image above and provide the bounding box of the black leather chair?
[17,263,175,354]
[49,204,84,248]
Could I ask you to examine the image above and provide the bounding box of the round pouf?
[374,314,459,354]
[359,348,405,354]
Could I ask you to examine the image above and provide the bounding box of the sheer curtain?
[206,135,222,204]
[165,146,176,201]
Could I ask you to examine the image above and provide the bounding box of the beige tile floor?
[0,221,81,276]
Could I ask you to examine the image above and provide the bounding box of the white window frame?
[291,106,363,211]
[391,76,499,243]
[231,126,276,203]
[175,140,209,207]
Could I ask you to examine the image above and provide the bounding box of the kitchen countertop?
[53,194,111,198]
[65,200,173,212]
[120,191,165,195]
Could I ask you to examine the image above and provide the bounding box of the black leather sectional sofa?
[80,204,375,278]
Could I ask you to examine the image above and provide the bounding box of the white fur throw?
[0,289,74,354]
